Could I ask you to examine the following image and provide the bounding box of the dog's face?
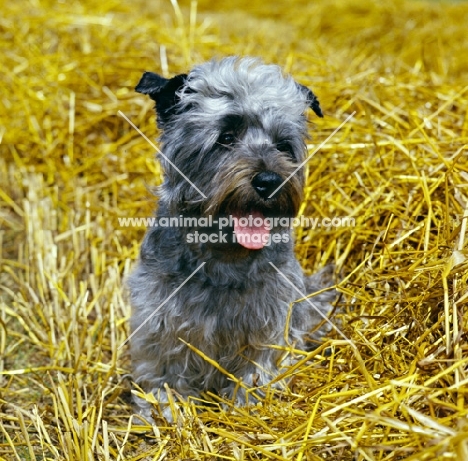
[136,57,322,250]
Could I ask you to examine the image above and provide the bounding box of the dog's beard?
[162,176,303,252]
[208,156,303,249]
[220,188,302,250]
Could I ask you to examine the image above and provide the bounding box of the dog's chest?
[175,272,293,345]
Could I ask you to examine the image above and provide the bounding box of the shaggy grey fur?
[128,57,335,422]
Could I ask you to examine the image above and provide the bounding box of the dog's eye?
[218,132,236,145]
[276,140,294,157]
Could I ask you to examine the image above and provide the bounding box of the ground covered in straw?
[1,0,468,459]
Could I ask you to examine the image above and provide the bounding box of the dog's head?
[136,57,322,250]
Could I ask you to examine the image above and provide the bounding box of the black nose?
[252,171,283,199]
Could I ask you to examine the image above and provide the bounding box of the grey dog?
[128,57,335,422]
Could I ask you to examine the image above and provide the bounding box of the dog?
[128,56,336,422]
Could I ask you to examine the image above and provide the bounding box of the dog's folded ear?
[135,72,188,126]
[297,84,323,118]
